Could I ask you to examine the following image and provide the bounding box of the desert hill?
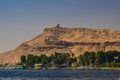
[0,24,120,65]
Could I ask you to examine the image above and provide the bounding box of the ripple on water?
[0,78,119,80]
[0,69,119,80]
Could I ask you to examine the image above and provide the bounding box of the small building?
[71,62,78,68]
[34,64,43,69]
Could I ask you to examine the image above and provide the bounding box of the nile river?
[0,69,120,80]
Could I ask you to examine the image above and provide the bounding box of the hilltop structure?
[0,24,120,65]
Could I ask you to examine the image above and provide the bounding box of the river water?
[0,69,120,80]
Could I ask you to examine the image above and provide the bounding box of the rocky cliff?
[0,24,120,65]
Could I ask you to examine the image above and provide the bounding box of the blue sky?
[0,0,120,52]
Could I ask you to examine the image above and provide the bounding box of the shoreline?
[1,66,120,70]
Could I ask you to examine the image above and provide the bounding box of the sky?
[0,0,120,53]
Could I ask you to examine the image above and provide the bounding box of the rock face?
[0,24,120,65]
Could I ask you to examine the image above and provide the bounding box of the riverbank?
[1,66,120,70]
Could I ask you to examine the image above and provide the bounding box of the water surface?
[0,69,120,80]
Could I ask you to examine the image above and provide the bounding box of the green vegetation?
[20,50,120,69]
[20,55,26,64]
[78,50,120,68]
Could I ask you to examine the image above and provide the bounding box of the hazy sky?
[0,0,120,53]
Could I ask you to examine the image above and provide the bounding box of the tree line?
[20,50,120,68]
